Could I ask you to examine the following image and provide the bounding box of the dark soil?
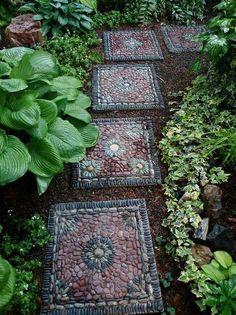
[1,22,234,315]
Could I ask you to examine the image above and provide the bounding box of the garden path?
[40,26,204,315]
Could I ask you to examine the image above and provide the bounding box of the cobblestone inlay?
[103,30,163,61]
[161,25,206,52]
[41,199,164,314]
[72,117,161,189]
[92,64,164,111]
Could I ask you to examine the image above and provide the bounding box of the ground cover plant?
[160,0,236,313]
[0,214,51,314]
[42,32,102,83]
[0,47,99,194]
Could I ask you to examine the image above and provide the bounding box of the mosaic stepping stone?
[103,30,163,61]
[92,64,164,111]
[161,25,206,53]
[72,117,161,189]
[41,199,164,314]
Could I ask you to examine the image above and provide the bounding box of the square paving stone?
[161,25,206,52]
[41,199,164,315]
[92,64,164,111]
[72,117,161,189]
[103,30,163,61]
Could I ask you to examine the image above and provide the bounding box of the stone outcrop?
[5,14,44,47]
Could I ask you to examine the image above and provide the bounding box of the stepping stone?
[161,25,206,53]
[41,199,164,314]
[72,117,161,189]
[103,30,163,61]
[92,64,164,111]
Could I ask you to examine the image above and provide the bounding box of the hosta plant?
[19,0,97,37]
[0,47,99,194]
[196,251,236,315]
[0,256,15,312]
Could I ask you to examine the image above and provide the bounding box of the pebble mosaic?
[92,64,164,111]
[41,199,163,314]
[103,30,164,61]
[161,25,206,53]
[72,117,161,189]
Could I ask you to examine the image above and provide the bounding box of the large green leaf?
[79,0,97,11]
[0,256,15,310]
[37,99,58,124]
[0,79,28,92]
[64,102,91,123]
[202,264,226,283]
[214,251,233,269]
[0,62,11,77]
[27,137,63,177]
[26,117,48,140]
[10,51,59,81]
[69,118,99,148]
[0,133,31,186]
[74,92,91,109]
[47,117,86,163]
[36,175,54,195]
[52,76,82,90]
[1,101,40,130]
[1,93,39,131]
[0,47,34,66]
[0,129,8,154]
[51,76,82,101]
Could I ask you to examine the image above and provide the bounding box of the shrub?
[0,47,99,194]
[19,0,97,37]
[0,255,15,312]
[196,251,236,314]
[0,214,51,314]
[195,0,236,72]
[167,0,205,25]
[42,32,102,83]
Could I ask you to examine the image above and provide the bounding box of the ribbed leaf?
[26,117,48,140]
[202,264,226,282]
[47,117,85,163]
[214,251,233,269]
[0,129,8,154]
[74,92,91,109]
[69,118,99,148]
[27,137,63,177]
[64,103,91,123]
[10,51,59,81]
[37,99,58,124]
[0,62,11,76]
[1,102,40,130]
[0,256,15,310]
[0,47,34,66]
[0,79,28,92]
[79,0,97,11]
[52,76,82,90]
[36,175,54,195]
[51,76,82,100]
[0,133,31,186]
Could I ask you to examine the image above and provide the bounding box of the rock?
[193,218,209,241]
[173,293,182,308]
[179,191,199,202]
[207,224,235,252]
[192,244,213,266]
[5,14,44,47]
[203,184,223,218]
